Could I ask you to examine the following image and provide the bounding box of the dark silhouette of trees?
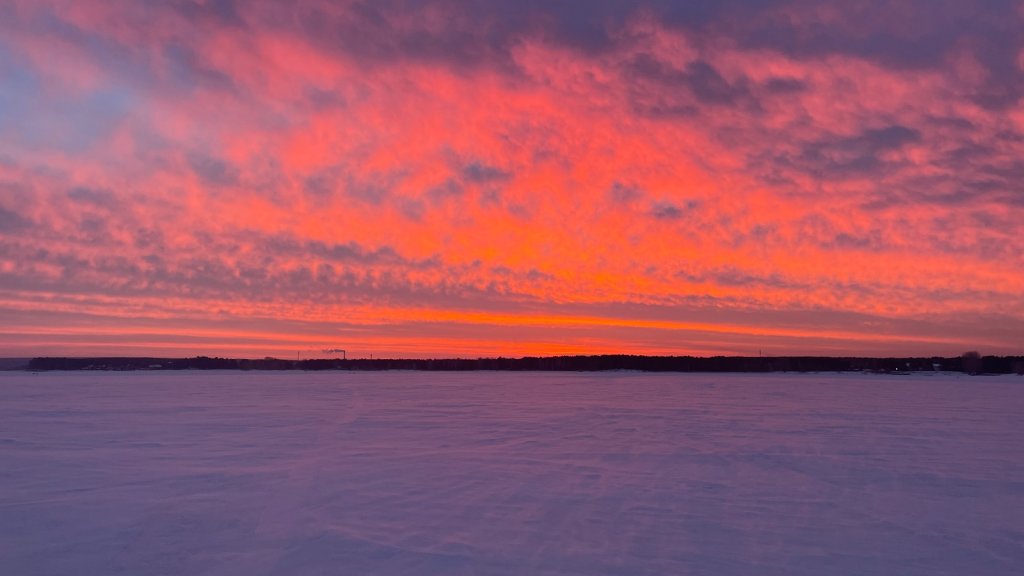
[961,351,982,375]
[25,354,1024,374]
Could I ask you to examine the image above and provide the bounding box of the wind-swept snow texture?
[1,371,1021,575]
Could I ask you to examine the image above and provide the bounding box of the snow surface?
[1,371,1021,575]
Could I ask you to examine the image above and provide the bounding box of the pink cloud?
[0,1,1021,357]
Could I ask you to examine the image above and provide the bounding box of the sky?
[1,0,1023,359]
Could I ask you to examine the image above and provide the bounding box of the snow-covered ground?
[1,371,1021,575]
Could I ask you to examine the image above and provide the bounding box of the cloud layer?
[1,0,1022,357]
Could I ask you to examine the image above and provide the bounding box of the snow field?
[1,371,1021,575]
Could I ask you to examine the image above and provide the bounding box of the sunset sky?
[1,0,1022,358]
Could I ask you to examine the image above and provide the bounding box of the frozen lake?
[1,371,1021,575]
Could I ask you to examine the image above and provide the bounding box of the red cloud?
[0,1,1021,357]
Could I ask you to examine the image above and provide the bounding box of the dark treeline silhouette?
[25,354,1024,374]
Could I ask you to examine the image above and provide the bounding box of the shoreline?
[18,355,1024,374]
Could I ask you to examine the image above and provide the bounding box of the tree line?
[26,354,1024,374]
